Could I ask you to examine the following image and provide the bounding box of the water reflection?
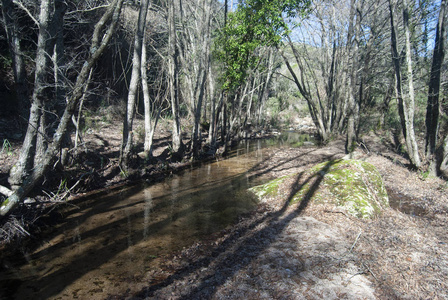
[1,134,314,299]
[143,190,153,239]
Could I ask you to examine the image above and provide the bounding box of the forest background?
[0,0,447,226]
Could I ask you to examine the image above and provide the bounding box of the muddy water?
[1,135,310,300]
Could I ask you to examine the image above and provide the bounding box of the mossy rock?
[250,159,389,218]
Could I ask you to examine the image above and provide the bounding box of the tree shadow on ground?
[130,160,337,299]
[0,159,264,299]
[370,131,416,170]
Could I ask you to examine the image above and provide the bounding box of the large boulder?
[250,159,389,218]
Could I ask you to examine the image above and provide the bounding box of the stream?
[0,133,313,300]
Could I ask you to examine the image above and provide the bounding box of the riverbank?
[120,134,448,299]
[0,116,261,245]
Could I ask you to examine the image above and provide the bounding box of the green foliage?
[1,139,13,156]
[420,169,430,180]
[119,165,128,178]
[56,179,69,197]
[214,0,310,90]
[1,198,10,209]
[0,54,12,69]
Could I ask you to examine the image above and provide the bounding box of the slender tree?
[167,0,184,158]
[8,0,53,189]
[389,0,421,168]
[120,0,150,168]
[425,0,446,174]
[142,32,162,158]
[191,0,213,158]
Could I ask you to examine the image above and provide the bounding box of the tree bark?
[345,0,364,154]
[168,0,183,158]
[192,0,212,159]
[440,133,448,178]
[121,0,150,168]
[142,32,160,157]
[402,0,421,168]
[8,0,52,188]
[389,0,421,168]
[425,0,446,173]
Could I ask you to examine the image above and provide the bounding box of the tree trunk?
[425,0,446,174]
[207,66,217,146]
[142,32,160,157]
[168,0,183,158]
[8,0,52,188]
[2,0,124,217]
[440,133,448,178]
[389,0,421,168]
[402,0,421,168]
[51,0,67,107]
[192,0,212,159]
[121,0,150,168]
[345,0,360,154]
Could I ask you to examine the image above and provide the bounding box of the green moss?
[249,175,291,199]
[250,159,389,218]
[1,198,9,208]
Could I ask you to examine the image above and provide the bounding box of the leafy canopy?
[215,0,310,90]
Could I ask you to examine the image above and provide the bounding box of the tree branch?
[12,0,39,26]
[0,185,13,197]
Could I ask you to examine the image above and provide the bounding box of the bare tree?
[389,0,421,168]
[345,0,361,154]
[8,0,53,189]
[281,1,349,142]
[425,0,446,175]
[191,0,213,158]
[142,32,163,158]
[1,0,124,217]
[120,0,150,168]
[167,0,183,158]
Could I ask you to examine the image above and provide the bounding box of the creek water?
[0,133,313,300]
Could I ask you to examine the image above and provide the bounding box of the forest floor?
[1,115,448,299]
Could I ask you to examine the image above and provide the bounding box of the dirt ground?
[2,116,448,299]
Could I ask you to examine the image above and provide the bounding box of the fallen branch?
[347,270,368,281]
[362,262,378,281]
[0,185,13,197]
[358,141,370,154]
[350,230,363,253]
[323,209,351,219]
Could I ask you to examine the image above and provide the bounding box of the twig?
[13,221,30,236]
[348,270,368,281]
[350,230,362,253]
[362,262,378,281]
[13,0,39,26]
[66,4,110,15]
[323,209,350,219]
